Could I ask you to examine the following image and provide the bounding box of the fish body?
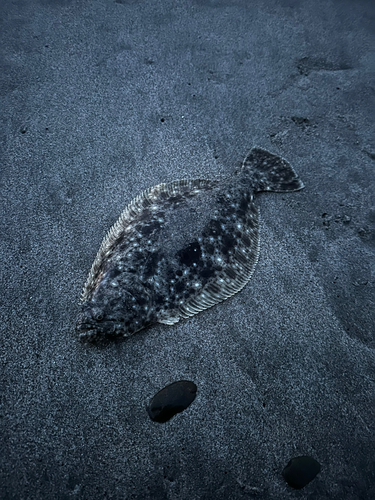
[76,148,304,341]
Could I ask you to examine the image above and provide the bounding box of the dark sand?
[1,0,374,498]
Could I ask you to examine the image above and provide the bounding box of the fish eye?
[94,311,103,321]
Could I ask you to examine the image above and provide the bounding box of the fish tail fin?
[241,148,304,193]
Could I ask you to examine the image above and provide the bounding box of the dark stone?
[282,456,321,489]
[146,380,197,423]
[291,116,310,127]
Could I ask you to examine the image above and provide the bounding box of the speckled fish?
[76,148,304,341]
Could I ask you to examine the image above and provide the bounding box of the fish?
[76,147,304,341]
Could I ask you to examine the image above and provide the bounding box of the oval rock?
[147,380,197,423]
[282,455,321,489]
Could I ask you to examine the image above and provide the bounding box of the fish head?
[76,290,150,341]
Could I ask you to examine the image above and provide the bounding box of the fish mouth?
[76,317,121,342]
[78,329,99,342]
[76,320,99,342]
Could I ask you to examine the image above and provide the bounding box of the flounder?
[76,148,304,341]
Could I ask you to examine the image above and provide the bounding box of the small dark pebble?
[147,380,197,423]
[291,116,310,127]
[282,456,321,489]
